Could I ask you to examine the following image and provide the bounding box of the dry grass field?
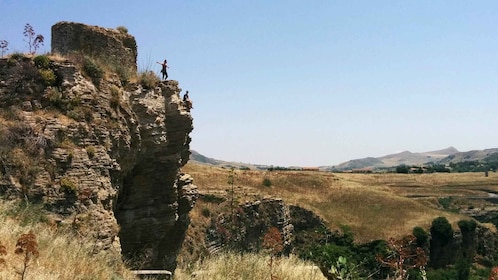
[0,201,137,280]
[182,163,498,243]
[174,252,325,280]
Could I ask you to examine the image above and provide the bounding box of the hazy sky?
[1,1,497,166]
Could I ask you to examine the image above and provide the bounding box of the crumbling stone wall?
[51,21,137,72]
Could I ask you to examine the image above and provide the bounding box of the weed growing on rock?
[139,70,159,89]
[109,85,122,109]
[60,177,78,195]
[38,69,56,86]
[33,55,50,69]
[23,24,44,55]
[116,26,128,34]
[82,56,104,86]
[85,146,96,159]
[0,40,9,58]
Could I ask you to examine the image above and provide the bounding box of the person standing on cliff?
[156,59,169,80]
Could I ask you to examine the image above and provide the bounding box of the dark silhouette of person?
[156,59,169,80]
[183,90,193,111]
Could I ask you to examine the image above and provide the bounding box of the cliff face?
[0,22,196,272]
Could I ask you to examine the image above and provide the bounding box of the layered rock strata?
[0,22,196,273]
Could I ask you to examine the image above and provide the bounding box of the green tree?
[396,164,410,173]
[430,217,453,245]
[413,226,429,247]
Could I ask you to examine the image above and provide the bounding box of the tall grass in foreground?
[174,251,326,280]
[0,201,137,280]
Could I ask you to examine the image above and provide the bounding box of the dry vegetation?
[0,201,137,280]
[182,163,498,243]
[174,252,325,280]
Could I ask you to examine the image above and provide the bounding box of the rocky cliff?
[0,22,196,272]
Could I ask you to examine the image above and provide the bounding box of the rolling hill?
[191,147,498,171]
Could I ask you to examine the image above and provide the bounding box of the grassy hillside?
[182,163,498,243]
[2,162,497,279]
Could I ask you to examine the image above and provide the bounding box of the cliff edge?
[0,21,196,272]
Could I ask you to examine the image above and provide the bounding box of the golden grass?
[174,252,325,280]
[0,201,137,280]
[182,163,498,243]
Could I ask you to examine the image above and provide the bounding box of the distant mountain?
[438,148,498,164]
[190,150,222,165]
[328,147,498,171]
[377,147,459,167]
[190,150,259,169]
[190,147,498,172]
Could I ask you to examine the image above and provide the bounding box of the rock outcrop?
[206,198,331,255]
[52,21,138,73]
[0,22,196,273]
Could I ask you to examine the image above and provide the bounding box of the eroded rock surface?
[0,22,196,272]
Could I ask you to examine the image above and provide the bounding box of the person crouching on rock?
[183,91,193,111]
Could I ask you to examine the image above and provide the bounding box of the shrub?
[60,177,78,195]
[438,197,453,210]
[9,52,27,62]
[39,69,56,86]
[85,146,96,159]
[139,71,159,89]
[201,194,225,203]
[457,219,477,233]
[329,256,363,280]
[82,56,103,86]
[33,55,50,69]
[46,88,64,109]
[262,178,272,187]
[425,267,457,280]
[82,107,93,122]
[115,65,131,86]
[4,202,49,226]
[412,226,429,246]
[109,85,122,109]
[376,236,427,280]
[396,164,410,173]
[116,26,128,34]
[15,232,39,280]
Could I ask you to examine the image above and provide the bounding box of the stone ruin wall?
[51,21,137,72]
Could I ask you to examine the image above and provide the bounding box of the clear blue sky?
[1,1,497,166]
